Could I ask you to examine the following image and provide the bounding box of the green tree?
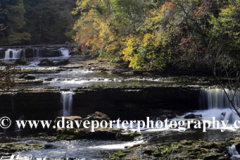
[23,0,76,44]
[0,0,31,45]
[0,3,7,31]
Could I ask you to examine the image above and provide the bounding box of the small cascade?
[15,115,24,132]
[33,49,42,58]
[58,48,70,57]
[22,50,26,58]
[61,91,73,116]
[227,144,240,158]
[199,89,240,110]
[198,89,240,123]
[4,49,23,59]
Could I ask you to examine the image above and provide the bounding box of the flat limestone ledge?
[16,79,43,84]
[0,85,200,94]
[110,140,230,160]
[21,68,66,74]
[52,128,141,141]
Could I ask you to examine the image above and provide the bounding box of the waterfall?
[4,49,23,59]
[22,50,26,58]
[33,49,42,58]
[227,144,240,158]
[58,48,70,57]
[199,89,240,123]
[15,115,24,132]
[61,91,73,116]
[199,89,240,110]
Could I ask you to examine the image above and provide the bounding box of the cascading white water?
[61,91,73,116]
[227,144,240,158]
[15,115,24,132]
[33,49,42,58]
[22,50,26,58]
[199,89,240,110]
[4,49,23,59]
[58,48,70,57]
[198,89,240,123]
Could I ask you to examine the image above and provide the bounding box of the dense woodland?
[73,0,240,71]
[1,0,240,71]
[0,0,77,45]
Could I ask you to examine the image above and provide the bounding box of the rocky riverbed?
[0,45,240,159]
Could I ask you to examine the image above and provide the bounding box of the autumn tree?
[0,66,21,91]
[73,0,151,63]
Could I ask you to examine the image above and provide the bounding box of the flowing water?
[4,49,24,59]
[193,89,240,124]
[33,49,42,58]
[61,91,73,116]
[8,139,143,159]
[2,47,240,159]
[58,48,70,57]
[227,144,240,159]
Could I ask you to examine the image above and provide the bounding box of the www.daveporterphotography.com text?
[9,117,240,132]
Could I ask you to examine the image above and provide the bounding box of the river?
[0,46,240,159]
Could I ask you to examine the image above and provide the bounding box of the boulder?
[15,57,28,65]
[18,74,35,80]
[38,59,55,66]
[18,74,28,79]
[83,111,110,121]
[24,75,35,80]
[184,114,202,119]
[55,116,82,128]
[54,59,69,66]
[44,78,54,81]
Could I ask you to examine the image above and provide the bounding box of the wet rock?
[0,143,44,157]
[143,148,154,155]
[184,114,195,119]
[21,69,65,74]
[44,78,54,81]
[15,57,28,65]
[38,59,55,66]
[116,131,141,141]
[111,69,122,74]
[54,59,69,66]
[83,111,110,121]
[184,114,202,119]
[18,74,35,80]
[18,74,27,79]
[55,116,82,129]
[25,75,35,80]
[110,140,230,160]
